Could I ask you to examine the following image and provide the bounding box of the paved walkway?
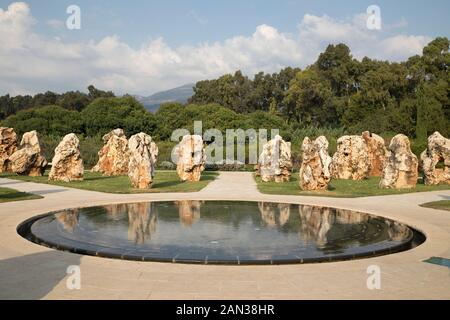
[0,172,449,300]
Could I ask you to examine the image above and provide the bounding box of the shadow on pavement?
[0,250,81,300]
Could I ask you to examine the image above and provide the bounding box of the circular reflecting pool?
[18,201,421,265]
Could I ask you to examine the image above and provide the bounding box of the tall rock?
[420,131,450,185]
[258,135,292,183]
[380,134,418,189]
[9,130,47,176]
[362,131,389,176]
[331,135,370,180]
[175,135,205,182]
[299,136,332,190]
[0,127,18,172]
[49,133,84,182]
[92,128,129,176]
[128,132,158,189]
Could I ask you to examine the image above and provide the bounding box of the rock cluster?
[362,131,389,176]
[380,134,418,189]
[420,132,450,185]
[331,135,370,180]
[49,133,84,182]
[258,135,292,182]
[299,136,332,190]
[175,135,206,182]
[0,127,18,172]
[92,128,129,176]
[127,132,158,189]
[9,130,47,176]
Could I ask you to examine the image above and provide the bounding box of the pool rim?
[16,200,424,266]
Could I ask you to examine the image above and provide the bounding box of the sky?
[1,0,449,96]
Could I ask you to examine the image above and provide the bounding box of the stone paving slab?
[0,173,449,300]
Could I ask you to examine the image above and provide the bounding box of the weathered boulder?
[9,130,47,176]
[420,132,450,185]
[49,133,84,182]
[0,127,18,172]
[128,132,158,189]
[380,134,418,189]
[299,136,332,190]
[175,135,205,182]
[92,128,129,176]
[258,135,292,182]
[362,131,389,176]
[331,135,370,180]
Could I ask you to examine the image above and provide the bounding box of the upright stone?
[128,132,158,189]
[331,135,370,180]
[92,128,129,176]
[258,135,292,183]
[362,131,389,176]
[299,136,332,190]
[0,127,18,172]
[380,134,418,189]
[9,130,47,176]
[420,131,450,185]
[175,135,205,182]
[49,133,84,182]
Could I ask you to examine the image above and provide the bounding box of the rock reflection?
[55,209,79,233]
[176,200,203,227]
[127,203,157,244]
[258,202,291,227]
[386,220,411,241]
[298,206,332,247]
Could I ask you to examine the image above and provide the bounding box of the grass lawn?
[255,174,450,198]
[420,200,450,211]
[0,187,42,203]
[0,170,218,194]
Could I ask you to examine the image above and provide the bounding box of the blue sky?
[20,0,450,47]
[0,0,449,95]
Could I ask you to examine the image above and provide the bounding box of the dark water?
[22,201,414,264]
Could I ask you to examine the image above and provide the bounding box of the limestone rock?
[0,127,18,172]
[127,203,157,244]
[420,132,450,185]
[299,136,332,190]
[258,135,292,182]
[380,134,418,189]
[128,132,158,189]
[49,133,84,182]
[9,130,47,176]
[92,128,129,176]
[362,131,389,176]
[175,135,205,182]
[331,135,370,180]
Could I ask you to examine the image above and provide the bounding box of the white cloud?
[46,19,64,30]
[0,2,433,96]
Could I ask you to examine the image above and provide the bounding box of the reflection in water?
[258,202,291,227]
[47,201,415,264]
[127,203,157,244]
[176,200,203,227]
[55,209,79,233]
[298,206,332,247]
[386,220,411,241]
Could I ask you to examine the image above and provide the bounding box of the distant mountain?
[135,83,195,112]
